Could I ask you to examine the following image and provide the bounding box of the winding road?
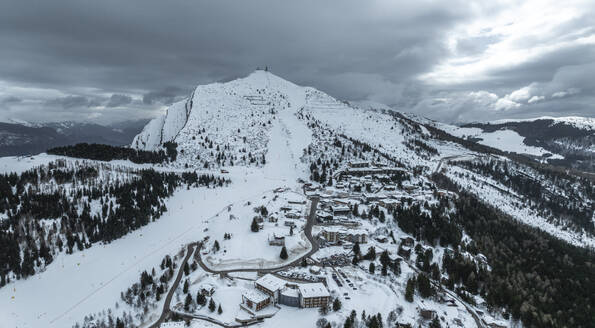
[148,243,198,328]
[147,197,319,327]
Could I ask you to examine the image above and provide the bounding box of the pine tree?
[369,262,375,274]
[208,298,216,312]
[405,278,415,302]
[184,262,190,276]
[364,246,376,260]
[352,253,359,265]
[333,298,342,311]
[184,293,193,311]
[417,273,433,298]
[353,241,360,255]
[381,264,388,276]
[280,246,288,260]
[218,304,222,314]
[251,217,259,232]
[197,292,206,306]
[429,317,441,328]
[183,279,189,293]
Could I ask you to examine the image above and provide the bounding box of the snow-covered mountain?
[0,120,147,156]
[420,116,594,172]
[131,71,306,168]
[2,71,593,328]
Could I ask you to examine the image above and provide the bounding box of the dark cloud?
[106,94,132,107]
[1,96,22,104]
[0,0,592,124]
[142,87,186,105]
[46,95,92,109]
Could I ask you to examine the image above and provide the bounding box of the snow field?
[201,190,311,271]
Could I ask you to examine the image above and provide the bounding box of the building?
[316,210,333,222]
[268,234,285,246]
[285,211,301,219]
[349,161,370,168]
[348,230,368,243]
[321,228,340,243]
[278,287,300,307]
[331,205,351,216]
[243,274,330,310]
[288,200,306,205]
[363,193,387,203]
[378,198,400,210]
[400,237,414,247]
[320,227,368,244]
[299,283,330,308]
[255,274,286,302]
[241,289,271,311]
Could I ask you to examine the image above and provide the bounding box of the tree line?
[0,162,229,287]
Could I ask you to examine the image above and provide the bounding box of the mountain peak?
[131,70,309,166]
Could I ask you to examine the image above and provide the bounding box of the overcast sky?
[0,0,593,124]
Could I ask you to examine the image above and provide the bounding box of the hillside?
[424,116,594,172]
[0,71,593,328]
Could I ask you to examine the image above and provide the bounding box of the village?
[157,160,487,327]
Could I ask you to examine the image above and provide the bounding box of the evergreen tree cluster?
[429,173,595,327]
[47,143,173,163]
[0,163,229,287]
[454,159,594,234]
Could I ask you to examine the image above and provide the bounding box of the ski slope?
[0,86,313,327]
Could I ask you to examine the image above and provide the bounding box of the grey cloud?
[1,96,22,104]
[142,87,186,105]
[0,0,592,124]
[46,95,92,109]
[106,94,132,107]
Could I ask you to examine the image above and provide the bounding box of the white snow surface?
[0,74,314,327]
[490,115,595,131]
[434,122,563,158]
[1,71,589,328]
[131,70,310,170]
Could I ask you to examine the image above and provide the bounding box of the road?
[148,243,198,328]
[195,196,320,274]
[148,197,319,327]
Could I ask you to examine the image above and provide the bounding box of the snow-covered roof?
[242,288,270,303]
[298,283,330,298]
[160,323,185,328]
[331,205,350,212]
[321,226,367,235]
[280,287,299,298]
[255,274,286,292]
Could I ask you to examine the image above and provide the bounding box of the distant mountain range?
[421,116,594,172]
[461,117,594,172]
[0,119,149,156]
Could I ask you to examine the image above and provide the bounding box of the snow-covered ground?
[490,115,595,131]
[0,81,313,327]
[1,71,589,328]
[201,190,311,271]
[0,153,64,174]
[434,123,563,158]
[445,165,595,248]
